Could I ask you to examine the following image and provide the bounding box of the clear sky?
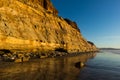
[51,0,120,48]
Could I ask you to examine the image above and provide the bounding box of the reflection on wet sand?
[0,53,96,80]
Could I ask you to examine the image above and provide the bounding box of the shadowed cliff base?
[0,0,98,61]
[0,48,98,62]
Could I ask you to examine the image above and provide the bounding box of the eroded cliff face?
[0,0,97,53]
[17,0,58,14]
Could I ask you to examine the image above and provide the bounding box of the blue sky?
[51,0,120,48]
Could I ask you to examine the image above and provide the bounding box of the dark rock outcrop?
[87,41,94,46]
[64,18,80,32]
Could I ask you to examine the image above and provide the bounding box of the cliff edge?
[0,0,98,53]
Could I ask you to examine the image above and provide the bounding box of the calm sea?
[0,50,120,80]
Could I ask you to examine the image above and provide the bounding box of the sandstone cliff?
[0,0,97,53]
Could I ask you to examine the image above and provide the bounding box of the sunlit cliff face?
[0,0,97,52]
[17,0,58,14]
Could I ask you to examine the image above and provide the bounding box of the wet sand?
[0,53,96,80]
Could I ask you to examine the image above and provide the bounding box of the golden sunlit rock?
[0,0,98,53]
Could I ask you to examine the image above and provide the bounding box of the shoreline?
[0,49,98,63]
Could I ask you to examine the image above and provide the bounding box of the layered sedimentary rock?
[0,0,97,53]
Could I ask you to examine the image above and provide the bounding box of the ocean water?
[78,50,120,80]
[0,50,120,80]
